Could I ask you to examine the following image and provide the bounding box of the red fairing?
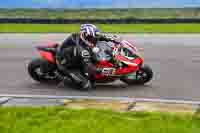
[116,67,136,75]
[95,74,106,80]
[115,55,143,75]
[115,55,130,62]
[38,50,56,64]
[96,60,114,67]
[95,60,113,80]
[134,57,143,66]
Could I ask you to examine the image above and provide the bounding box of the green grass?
[1,8,200,19]
[0,107,199,133]
[1,24,200,33]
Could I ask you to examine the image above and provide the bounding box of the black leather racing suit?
[56,33,116,90]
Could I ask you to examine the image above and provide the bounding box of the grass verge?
[1,24,200,33]
[0,107,199,133]
[1,8,200,19]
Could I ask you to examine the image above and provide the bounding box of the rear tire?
[121,64,153,85]
[28,58,56,82]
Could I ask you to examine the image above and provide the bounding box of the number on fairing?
[102,68,114,75]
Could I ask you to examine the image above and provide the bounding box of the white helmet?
[80,24,100,47]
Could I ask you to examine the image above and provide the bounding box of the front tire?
[121,64,153,85]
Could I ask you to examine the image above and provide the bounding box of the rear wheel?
[28,58,58,82]
[121,64,153,85]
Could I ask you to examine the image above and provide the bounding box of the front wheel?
[121,64,153,85]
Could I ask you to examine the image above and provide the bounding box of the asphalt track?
[0,33,200,101]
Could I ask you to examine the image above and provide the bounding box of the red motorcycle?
[28,39,153,88]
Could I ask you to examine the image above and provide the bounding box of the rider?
[56,24,119,90]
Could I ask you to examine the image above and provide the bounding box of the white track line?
[1,94,200,105]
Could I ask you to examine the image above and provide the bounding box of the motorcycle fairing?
[114,55,143,75]
[38,50,56,64]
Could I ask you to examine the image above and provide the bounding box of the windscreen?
[95,41,113,61]
[120,40,138,60]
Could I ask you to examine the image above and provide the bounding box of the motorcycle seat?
[36,45,58,54]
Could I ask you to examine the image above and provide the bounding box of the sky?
[0,0,200,8]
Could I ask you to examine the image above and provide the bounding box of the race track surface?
[1,33,200,101]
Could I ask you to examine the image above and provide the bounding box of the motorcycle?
[27,39,153,89]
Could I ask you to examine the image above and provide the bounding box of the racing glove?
[96,33,121,43]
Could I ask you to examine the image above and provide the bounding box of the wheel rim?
[34,67,56,80]
[34,67,43,76]
[136,70,148,81]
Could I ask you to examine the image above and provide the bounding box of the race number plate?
[102,68,115,76]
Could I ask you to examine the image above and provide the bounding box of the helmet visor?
[85,34,97,44]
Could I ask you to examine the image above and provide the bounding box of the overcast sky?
[1,0,200,8]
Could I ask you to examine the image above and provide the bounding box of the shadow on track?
[26,80,152,92]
